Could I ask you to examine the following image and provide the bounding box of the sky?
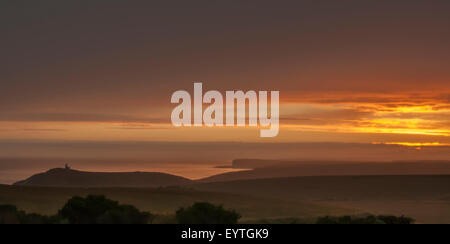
[1,0,450,166]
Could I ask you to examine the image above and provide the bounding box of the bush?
[176,202,241,224]
[19,213,64,224]
[0,205,21,224]
[0,204,61,224]
[59,195,152,224]
[316,215,415,225]
[377,215,415,225]
[1,196,152,224]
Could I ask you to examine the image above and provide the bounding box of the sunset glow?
[2,0,450,227]
[1,0,449,161]
[1,91,449,143]
[375,142,450,147]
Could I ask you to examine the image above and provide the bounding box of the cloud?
[22,129,68,132]
[0,141,449,162]
[282,91,450,106]
[110,125,172,130]
[0,113,169,124]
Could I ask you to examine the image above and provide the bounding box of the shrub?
[0,204,62,224]
[377,215,415,225]
[176,202,241,224]
[0,205,21,224]
[316,215,415,225]
[59,195,152,224]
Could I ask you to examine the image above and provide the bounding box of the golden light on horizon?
[376,142,450,147]
[0,90,449,145]
[1,100,449,143]
[354,119,450,136]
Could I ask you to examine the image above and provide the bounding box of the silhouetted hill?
[202,160,450,182]
[13,168,192,187]
[195,175,450,201]
[231,159,450,169]
[14,160,450,187]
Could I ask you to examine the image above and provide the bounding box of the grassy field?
[194,175,450,224]
[3,175,450,223]
[0,184,355,223]
[195,175,450,201]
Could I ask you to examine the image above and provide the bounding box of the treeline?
[0,195,240,224]
[316,215,415,225]
[0,195,152,224]
[0,195,413,224]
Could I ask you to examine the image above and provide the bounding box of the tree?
[59,195,152,224]
[316,215,415,225]
[0,204,62,224]
[176,202,241,224]
[377,215,415,225]
[0,205,21,224]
